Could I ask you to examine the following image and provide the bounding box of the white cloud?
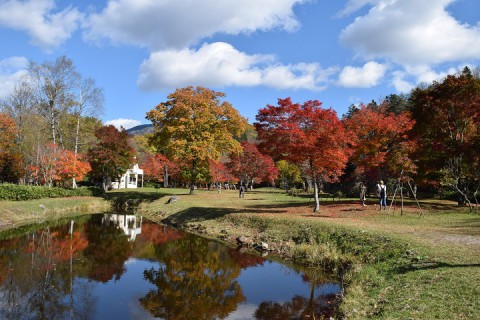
[339,0,480,66]
[338,61,386,88]
[390,65,461,92]
[0,0,83,51]
[335,0,374,18]
[84,0,305,49]
[137,42,336,91]
[105,118,142,130]
[391,70,414,93]
[0,56,29,97]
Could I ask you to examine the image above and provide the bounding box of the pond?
[0,214,342,319]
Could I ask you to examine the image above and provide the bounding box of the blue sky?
[1,0,479,128]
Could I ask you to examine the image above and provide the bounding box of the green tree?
[276,160,302,190]
[146,86,247,194]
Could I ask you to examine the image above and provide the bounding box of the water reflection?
[102,214,142,242]
[0,214,342,319]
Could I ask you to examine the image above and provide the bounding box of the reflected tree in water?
[255,268,340,320]
[140,234,245,319]
[83,215,133,282]
[0,222,96,320]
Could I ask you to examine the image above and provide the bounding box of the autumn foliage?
[0,113,23,182]
[255,98,348,211]
[343,102,416,179]
[28,143,91,186]
[87,125,135,189]
[146,86,247,192]
[226,141,278,187]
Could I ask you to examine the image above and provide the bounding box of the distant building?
[107,163,144,189]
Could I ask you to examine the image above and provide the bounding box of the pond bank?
[147,208,412,319]
[0,197,110,231]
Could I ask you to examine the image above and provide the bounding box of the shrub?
[0,184,104,201]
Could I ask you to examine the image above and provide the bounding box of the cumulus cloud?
[137,42,336,91]
[0,56,29,97]
[338,61,386,88]
[84,0,305,49]
[105,118,142,130]
[391,65,460,92]
[0,0,83,51]
[339,0,480,66]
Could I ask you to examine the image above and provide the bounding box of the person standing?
[239,184,246,198]
[377,180,387,210]
[359,182,367,206]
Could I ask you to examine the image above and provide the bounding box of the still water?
[0,214,342,319]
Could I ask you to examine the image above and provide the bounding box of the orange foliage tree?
[209,159,234,187]
[255,98,348,211]
[146,86,247,194]
[30,143,91,186]
[0,113,23,182]
[142,153,168,185]
[141,152,182,187]
[343,102,416,182]
[226,141,278,189]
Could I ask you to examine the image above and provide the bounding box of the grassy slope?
[0,197,110,229]
[135,187,479,319]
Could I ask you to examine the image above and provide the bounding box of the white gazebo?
[109,164,144,189]
[121,163,144,188]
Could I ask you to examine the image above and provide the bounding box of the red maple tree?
[226,141,278,188]
[209,159,234,186]
[255,98,348,211]
[343,102,416,181]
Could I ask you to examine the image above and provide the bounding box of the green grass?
[1,187,478,319]
[0,196,110,229]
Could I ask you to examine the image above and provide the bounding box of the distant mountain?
[126,124,154,136]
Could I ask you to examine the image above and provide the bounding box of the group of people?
[359,180,388,210]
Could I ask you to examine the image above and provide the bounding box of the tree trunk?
[310,159,320,212]
[102,177,108,192]
[164,163,169,188]
[313,178,320,212]
[190,160,197,194]
[72,116,81,188]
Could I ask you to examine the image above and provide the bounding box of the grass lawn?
[1,187,478,319]
[0,196,110,230]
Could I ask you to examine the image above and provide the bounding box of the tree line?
[1,57,479,211]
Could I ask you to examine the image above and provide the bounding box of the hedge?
[0,184,104,201]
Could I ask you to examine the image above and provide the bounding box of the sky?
[0,0,479,129]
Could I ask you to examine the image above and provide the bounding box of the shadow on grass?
[396,261,480,274]
[103,189,186,211]
[103,189,175,202]
[448,217,480,236]
[163,206,288,226]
